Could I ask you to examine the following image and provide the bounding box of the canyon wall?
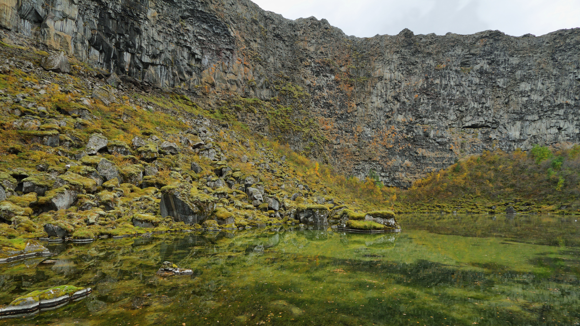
[1,0,579,187]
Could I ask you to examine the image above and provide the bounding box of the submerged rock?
[0,285,91,319]
[0,240,51,263]
[156,261,193,276]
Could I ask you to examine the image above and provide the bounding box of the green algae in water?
[0,214,579,325]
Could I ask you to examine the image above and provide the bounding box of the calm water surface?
[1,214,579,325]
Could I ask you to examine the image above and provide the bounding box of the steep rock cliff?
[1,0,579,187]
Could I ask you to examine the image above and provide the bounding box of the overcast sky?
[251,0,580,37]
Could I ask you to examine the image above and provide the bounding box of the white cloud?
[251,0,580,37]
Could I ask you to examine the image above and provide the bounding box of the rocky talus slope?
[0,42,398,259]
[1,0,578,187]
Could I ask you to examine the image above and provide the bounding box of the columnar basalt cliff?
[1,0,579,187]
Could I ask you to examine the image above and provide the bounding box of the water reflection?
[0,215,578,325]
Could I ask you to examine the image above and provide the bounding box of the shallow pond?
[1,214,579,325]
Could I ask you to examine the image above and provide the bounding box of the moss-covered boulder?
[96,159,120,182]
[0,239,50,263]
[346,220,386,231]
[0,201,32,222]
[38,186,77,211]
[86,133,108,155]
[97,191,118,210]
[8,285,86,307]
[107,140,131,155]
[44,222,74,238]
[7,193,37,208]
[137,142,158,161]
[132,213,162,228]
[213,208,234,225]
[120,164,143,186]
[160,184,216,225]
[296,205,330,225]
[0,172,17,195]
[59,172,97,193]
[365,210,399,230]
[21,173,56,196]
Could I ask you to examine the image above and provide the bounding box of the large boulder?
[0,186,5,202]
[86,133,108,155]
[41,52,70,73]
[132,213,161,228]
[296,205,330,225]
[160,184,216,225]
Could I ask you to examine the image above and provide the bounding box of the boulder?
[506,206,516,214]
[266,197,280,211]
[0,186,5,201]
[364,211,400,230]
[92,87,116,106]
[132,136,146,149]
[21,173,56,196]
[41,52,70,73]
[132,213,161,228]
[107,140,131,155]
[86,133,108,155]
[0,201,32,223]
[97,159,120,182]
[191,162,203,174]
[106,73,122,88]
[38,187,77,211]
[160,184,216,225]
[246,187,263,206]
[296,205,330,225]
[58,173,98,192]
[137,143,159,161]
[120,164,143,186]
[159,141,179,155]
[214,208,234,225]
[44,223,73,238]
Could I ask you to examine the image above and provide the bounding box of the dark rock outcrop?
[160,184,216,225]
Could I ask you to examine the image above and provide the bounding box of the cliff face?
[2,0,579,187]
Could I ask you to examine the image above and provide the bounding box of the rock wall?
[1,0,579,187]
